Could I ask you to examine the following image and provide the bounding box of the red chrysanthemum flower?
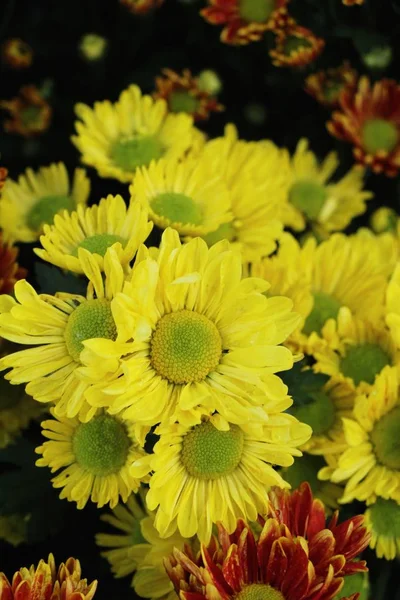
[305,62,358,108]
[0,233,27,294]
[0,85,52,137]
[1,39,33,69]
[270,24,325,68]
[0,168,7,193]
[0,554,97,600]
[153,68,224,121]
[120,0,164,15]
[201,0,292,46]
[165,483,370,600]
[327,77,400,177]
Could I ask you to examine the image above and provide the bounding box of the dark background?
[1,0,400,597]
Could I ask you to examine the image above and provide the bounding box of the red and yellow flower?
[270,23,325,68]
[343,0,364,5]
[1,38,33,69]
[327,77,400,176]
[201,0,292,46]
[153,68,224,121]
[120,0,164,15]
[305,62,357,108]
[0,234,27,294]
[166,482,370,600]
[0,554,97,600]
[1,85,52,137]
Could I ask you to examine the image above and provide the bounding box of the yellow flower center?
[169,91,200,114]
[283,36,313,56]
[110,136,164,172]
[289,180,328,220]
[362,119,398,155]
[27,194,75,230]
[236,584,285,600]
[340,343,391,386]
[72,414,130,476]
[150,310,222,384]
[367,497,400,538]
[290,391,336,436]
[203,222,237,246]
[72,233,126,257]
[303,292,341,335]
[181,421,244,479]
[371,407,400,470]
[150,192,203,226]
[238,0,276,23]
[64,299,117,362]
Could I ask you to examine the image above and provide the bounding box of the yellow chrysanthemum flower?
[86,228,300,428]
[0,163,90,243]
[364,497,400,560]
[71,84,203,183]
[281,138,373,235]
[131,155,232,237]
[131,414,311,543]
[34,194,153,274]
[0,248,127,420]
[35,410,149,509]
[96,493,191,600]
[329,367,400,504]
[386,262,400,345]
[350,227,399,279]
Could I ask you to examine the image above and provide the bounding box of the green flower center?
[238,0,276,23]
[203,222,236,246]
[72,414,130,476]
[303,292,341,335]
[289,180,328,221]
[150,310,222,384]
[26,194,75,231]
[289,391,336,436]
[282,454,327,494]
[169,91,200,114]
[21,106,42,127]
[371,407,400,470]
[110,136,164,172]
[362,119,398,155]
[181,421,244,480]
[64,299,117,362]
[0,374,23,410]
[333,573,370,600]
[368,497,400,537]
[150,192,203,226]
[323,81,343,103]
[283,36,313,56]
[340,343,391,387]
[236,584,285,600]
[72,233,126,257]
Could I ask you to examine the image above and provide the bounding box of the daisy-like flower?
[270,24,325,68]
[120,0,164,15]
[71,84,202,183]
[132,414,311,543]
[364,497,400,560]
[280,138,372,234]
[36,410,149,509]
[0,162,90,243]
[34,194,152,274]
[153,68,224,121]
[97,493,192,600]
[328,77,400,176]
[130,155,231,237]
[165,482,370,600]
[0,234,27,293]
[1,38,33,69]
[0,554,97,600]
[0,85,52,137]
[87,228,301,428]
[385,262,400,345]
[304,62,358,108]
[328,367,400,504]
[0,247,127,420]
[201,0,291,46]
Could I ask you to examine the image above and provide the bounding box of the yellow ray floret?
[34,194,153,274]
[0,162,90,243]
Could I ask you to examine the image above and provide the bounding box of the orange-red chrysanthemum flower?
[270,23,325,68]
[1,85,52,137]
[0,168,7,193]
[165,483,370,600]
[343,0,364,5]
[0,234,27,294]
[305,62,358,108]
[0,554,97,600]
[120,0,164,15]
[327,77,400,177]
[153,68,224,121]
[1,39,33,69]
[201,0,292,46]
